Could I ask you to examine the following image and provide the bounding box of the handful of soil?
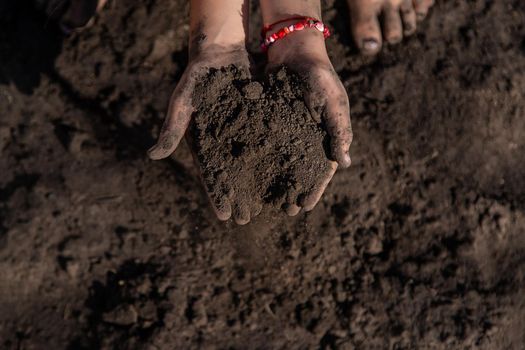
[190,65,332,217]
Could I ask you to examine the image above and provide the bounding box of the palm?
[267,56,353,213]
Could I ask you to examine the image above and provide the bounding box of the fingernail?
[147,144,161,160]
[346,154,352,166]
[416,12,426,21]
[362,39,379,52]
[342,153,352,168]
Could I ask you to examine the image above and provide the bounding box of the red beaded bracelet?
[261,16,331,52]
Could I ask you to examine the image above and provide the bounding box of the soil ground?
[1,0,525,349]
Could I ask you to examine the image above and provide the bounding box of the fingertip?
[148,147,174,160]
[338,152,352,168]
[301,193,321,212]
[235,217,250,226]
[147,145,168,160]
[216,207,232,222]
[217,215,232,222]
[283,203,301,217]
[332,140,351,168]
[212,197,232,222]
[233,204,251,226]
[303,204,316,212]
[252,202,263,218]
[147,132,181,160]
[297,193,315,212]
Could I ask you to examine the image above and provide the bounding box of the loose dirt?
[1,0,525,349]
[192,65,331,213]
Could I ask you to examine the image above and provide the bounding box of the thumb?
[324,92,353,168]
[148,88,194,160]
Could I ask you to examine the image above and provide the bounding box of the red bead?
[294,23,305,31]
[278,30,286,38]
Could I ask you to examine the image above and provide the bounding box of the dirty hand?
[266,26,353,215]
[149,0,253,224]
[148,46,250,161]
[148,46,251,223]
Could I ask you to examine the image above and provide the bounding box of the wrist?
[189,0,247,58]
[189,25,246,59]
[265,20,329,65]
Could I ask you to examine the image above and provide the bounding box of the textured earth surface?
[1,0,525,349]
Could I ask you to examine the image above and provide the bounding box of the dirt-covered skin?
[1,0,525,349]
[190,65,333,224]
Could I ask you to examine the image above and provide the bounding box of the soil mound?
[191,65,332,212]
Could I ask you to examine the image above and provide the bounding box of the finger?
[324,90,353,168]
[413,0,434,21]
[252,201,263,218]
[383,2,403,44]
[148,89,193,160]
[283,203,301,217]
[233,203,251,225]
[211,194,232,222]
[348,0,382,55]
[299,162,337,212]
[400,0,417,36]
[286,182,303,213]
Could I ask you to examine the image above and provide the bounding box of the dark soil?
[1,0,525,349]
[192,65,331,213]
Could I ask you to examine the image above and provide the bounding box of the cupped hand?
[148,45,251,223]
[266,30,353,215]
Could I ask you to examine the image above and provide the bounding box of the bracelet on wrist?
[260,16,331,52]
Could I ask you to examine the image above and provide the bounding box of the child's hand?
[148,46,250,161]
[148,0,252,223]
[266,29,353,214]
[148,45,250,222]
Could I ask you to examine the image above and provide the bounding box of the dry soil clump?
[191,65,332,214]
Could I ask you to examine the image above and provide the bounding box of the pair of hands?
[148,27,353,224]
